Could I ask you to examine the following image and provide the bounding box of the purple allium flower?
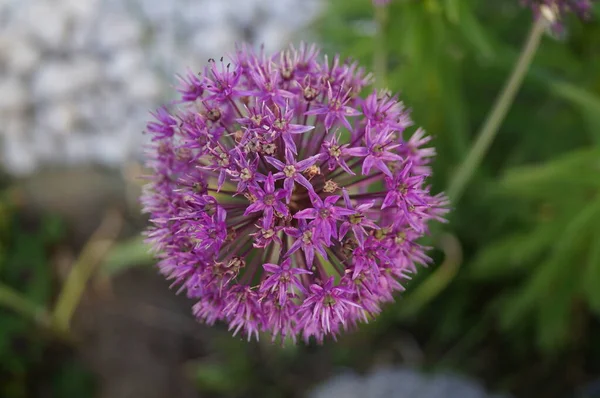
[521,0,596,32]
[142,42,448,343]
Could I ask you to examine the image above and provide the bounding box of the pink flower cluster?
[141,43,448,343]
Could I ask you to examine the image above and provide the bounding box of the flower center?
[302,230,313,244]
[273,118,286,131]
[303,86,318,101]
[250,115,262,126]
[283,165,296,177]
[349,213,363,224]
[395,232,406,245]
[329,145,341,158]
[330,99,342,111]
[281,68,294,80]
[264,194,275,206]
[240,168,253,181]
[323,295,336,306]
[398,183,408,195]
[319,208,331,219]
[262,143,277,155]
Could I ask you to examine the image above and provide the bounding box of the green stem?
[447,17,547,203]
[0,282,47,323]
[52,210,122,332]
[374,4,388,89]
[0,282,73,342]
[396,233,462,319]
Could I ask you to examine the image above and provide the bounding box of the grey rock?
[0,35,40,74]
[33,58,100,98]
[0,0,323,175]
[0,77,28,112]
[308,367,511,398]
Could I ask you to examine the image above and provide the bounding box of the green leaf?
[439,58,470,160]
[499,148,600,198]
[442,0,460,24]
[194,362,240,394]
[469,222,558,280]
[500,199,600,331]
[456,0,494,59]
[583,227,600,315]
[101,236,153,276]
[536,262,579,351]
[41,213,65,244]
[545,80,600,146]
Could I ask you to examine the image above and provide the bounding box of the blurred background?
[1,0,600,397]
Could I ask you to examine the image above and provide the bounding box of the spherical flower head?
[141,42,449,343]
[521,0,596,33]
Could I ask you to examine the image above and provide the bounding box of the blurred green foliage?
[321,0,600,349]
[315,0,600,394]
[0,191,94,398]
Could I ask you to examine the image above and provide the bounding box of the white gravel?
[0,0,322,175]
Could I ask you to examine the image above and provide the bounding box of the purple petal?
[374,158,393,177]
[284,149,295,165]
[288,124,314,135]
[245,201,265,215]
[339,223,350,240]
[339,159,356,175]
[323,195,341,206]
[295,174,314,192]
[308,190,324,207]
[274,201,289,216]
[284,177,294,193]
[265,156,285,170]
[345,147,368,157]
[334,206,355,217]
[343,106,361,117]
[320,220,332,243]
[305,246,315,267]
[218,170,227,190]
[381,192,396,209]
[305,107,328,116]
[324,113,335,131]
[380,152,403,162]
[328,219,338,239]
[315,244,328,262]
[283,132,298,155]
[341,189,352,208]
[362,156,375,175]
[275,189,289,201]
[264,207,274,226]
[294,208,318,219]
[273,172,285,180]
[296,154,320,171]
[339,115,354,132]
[263,263,280,273]
[265,172,276,194]
[354,226,366,247]
[286,239,303,256]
